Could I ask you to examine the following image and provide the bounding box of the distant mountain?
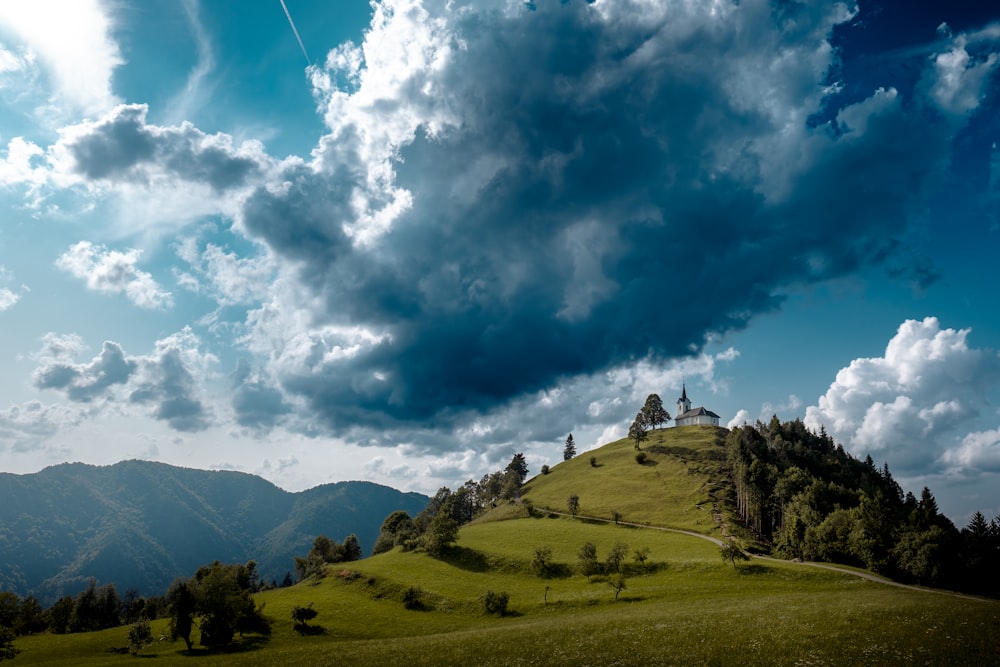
[0,460,428,604]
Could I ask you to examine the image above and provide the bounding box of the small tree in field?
[633,546,651,569]
[578,542,600,577]
[532,546,553,577]
[720,542,750,570]
[567,494,580,517]
[628,412,648,449]
[127,617,153,655]
[609,574,627,600]
[563,433,576,461]
[291,604,319,628]
[606,541,628,573]
[482,591,509,616]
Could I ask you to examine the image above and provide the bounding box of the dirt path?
[540,508,986,600]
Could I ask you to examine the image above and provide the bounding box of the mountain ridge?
[0,460,428,603]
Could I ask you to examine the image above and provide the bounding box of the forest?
[726,417,999,596]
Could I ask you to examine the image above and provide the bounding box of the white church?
[674,384,721,427]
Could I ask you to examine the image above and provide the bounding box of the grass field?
[12,428,1000,665]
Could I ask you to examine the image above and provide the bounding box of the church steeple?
[677,383,691,416]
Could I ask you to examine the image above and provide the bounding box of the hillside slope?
[521,425,730,533]
[0,461,428,602]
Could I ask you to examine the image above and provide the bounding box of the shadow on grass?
[437,546,490,572]
[293,624,328,636]
[537,563,574,579]
[176,634,270,657]
[736,564,774,576]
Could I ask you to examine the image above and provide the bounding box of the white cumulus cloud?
[805,317,1000,472]
[56,241,172,309]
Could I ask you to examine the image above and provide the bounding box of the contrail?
[279,0,311,66]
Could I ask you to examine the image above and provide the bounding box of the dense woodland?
[726,417,1000,596]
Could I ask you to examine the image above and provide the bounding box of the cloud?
[32,328,217,433]
[33,340,136,402]
[0,0,122,116]
[926,32,1000,116]
[128,329,216,432]
[232,0,960,434]
[805,317,1000,472]
[0,401,82,452]
[56,241,173,309]
[943,427,1000,472]
[0,288,17,311]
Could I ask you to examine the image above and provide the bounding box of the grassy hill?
[11,429,1000,665]
[521,425,731,533]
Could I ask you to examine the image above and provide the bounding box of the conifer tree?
[563,433,576,461]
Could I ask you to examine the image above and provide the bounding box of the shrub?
[635,451,648,464]
[532,546,553,577]
[481,591,509,616]
[127,617,152,656]
[541,464,550,475]
[589,456,597,467]
[291,604,318,628]
[402,586,424,610]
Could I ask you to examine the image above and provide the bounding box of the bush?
[635,451,648,464]
[589,456,597,467]
[541,464,550,475]
[291,604,318,628]
[531,546,553,577]
[126,617,153,655]
[481,591,509,616]
[402,586,424,610]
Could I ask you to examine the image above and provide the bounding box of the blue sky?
[0,0,998,523]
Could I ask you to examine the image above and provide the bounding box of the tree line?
[373,452,531,557]
[726,417,1000,596]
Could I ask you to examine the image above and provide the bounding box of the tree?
[167,579,196,650]
[606,541,629,573]
[609,574,627,600]
[193,560,268,646]
[641,394,669,430]
[0,593,17,630]
[342,534,363,562]
[567,494,580,517]
[541,464,550,475]
[720,542,750,570]
[373,510,417,554]
[563,433,577,461]
[0,626,19,662]
[578,542,600,577]
[628,412,648,450]
[47,596,73,634]
[506,453,529,485]
[633,547,651,569]
[423,512,459,556]
[291,604,318,629]
[531,546,553,577]
[15,595,45,636]
[127,617,153,656]
[481,591,509,616]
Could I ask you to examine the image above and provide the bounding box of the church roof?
[675,406,720,420]
[679,384,688,402]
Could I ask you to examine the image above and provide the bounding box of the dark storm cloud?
[65,104,261,191]
[237,0,983,432]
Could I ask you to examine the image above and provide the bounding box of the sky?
[0,0,998,524]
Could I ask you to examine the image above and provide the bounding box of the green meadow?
[12,427,1000,665]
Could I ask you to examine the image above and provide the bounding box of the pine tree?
[563,433,576,461]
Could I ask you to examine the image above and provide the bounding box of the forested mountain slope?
[0,461,427,603]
